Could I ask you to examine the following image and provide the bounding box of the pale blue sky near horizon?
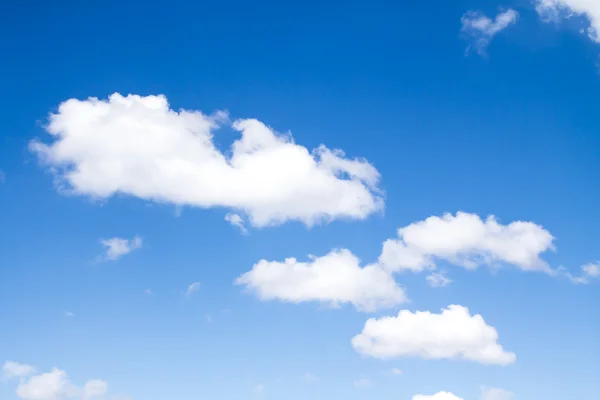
[1,1,599,399]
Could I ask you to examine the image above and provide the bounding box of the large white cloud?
[235,249,407,312]
[30,93,383,228]
[413,392,465,400]
[378,212,555,274]
[536,0,600,42]
[351,305,516,365]
[461,9,519,54]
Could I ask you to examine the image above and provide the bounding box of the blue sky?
[1,1,599,400]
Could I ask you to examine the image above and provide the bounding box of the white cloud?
[99,236,142,262]
[353,378,372,388]
[536,0,600,42]
[225,213,247,234]
[2,361,36,380]
[64,312,74,318]
[391,368,403,375]
[144,289,153,295]
[426,272,452,288]
[413,392,465,400]
[481,386,514,400]
[566,261,600,284]
[31,93,383,228]
[351,305,516,365]
[235,249,407,312]
[379,212,555,274]
[461,9,519,54]
[254,384,264,394]
[5,363,115,400]
[186,282,201,297]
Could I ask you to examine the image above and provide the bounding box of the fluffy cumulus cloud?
[536,0,600,42]
[236,249,407,312]
[2,361,36,380]
[99,236,142,262]
[4,363,117,400]
[413,392,465,400]
[378,212,555,274]
[461,9,519,54]
[30,93,383,228]
[481,386,514,400]
[351,305,516,365]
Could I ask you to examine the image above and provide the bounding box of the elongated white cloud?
[461,9,519,54]
[2,361,36,380]
[352,305,516,365]
[6,363,114,400]
[30,93,383,228]
[235,249,407,312]
[413,392,464,400]
[379,212,555,274]
[536,0,600,42]
[99,236,142,261]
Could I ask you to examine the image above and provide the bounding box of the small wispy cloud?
[186,282,201,297]
[225,213,248,234]
[64,311,74,318]
[254,383,265,394]
[145,289,153,296]
[566,262,600,285]
[426,272,453,288]
[98,236,142,262]
[391,368,403,376]
[461,8,519,55]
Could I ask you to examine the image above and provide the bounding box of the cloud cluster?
[31,93,383,229]
[352,305,516,365]
[536,0,600,42]
[461,9,519,54]
[237,212,556,312]
[2,362,111,400]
